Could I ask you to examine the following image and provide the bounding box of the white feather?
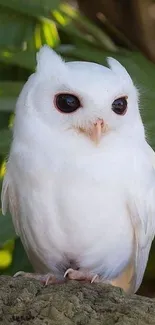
[126,143,155,292]
[1,46,155,292]
[1,171,20,235]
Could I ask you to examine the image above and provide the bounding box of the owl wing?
[1,171,20,236]
[148,144,155,168]
[128,144,155,293]
[111,144,155,294]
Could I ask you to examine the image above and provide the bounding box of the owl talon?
[13,271,63,285]
[91,274,99,283]
[64,268,74,278]
[64,268,99,283]
[14,271,26,277]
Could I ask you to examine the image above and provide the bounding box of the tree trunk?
[77,0,155,62]
[0,276,155,324]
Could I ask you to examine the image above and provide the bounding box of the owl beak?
[90,119,104,144]
[76,118,105,144]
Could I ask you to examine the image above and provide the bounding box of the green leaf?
[0,129,12,155]
[0,6,36,48]
[0,212,16,246]
[0,49,35,69]
[0,0,60,19]
[109,51,155,149]
[57,44,109,63]
[0,98,16,112]
[0,82,24,113]
[0,81,24,98]
[41,19,60,48]
[0,112,11,130]
[32,19,60,50]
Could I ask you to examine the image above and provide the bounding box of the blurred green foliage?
[0,0,155,289]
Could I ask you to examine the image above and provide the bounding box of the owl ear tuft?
[107,57,132,83]
[36,45,65,76]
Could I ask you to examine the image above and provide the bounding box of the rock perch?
[0,276,155,324]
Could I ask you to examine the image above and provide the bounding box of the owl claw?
[64,268,74,278]
[64,268,99,283]
[13,271,63,285]
[14,269,100,284]
[14,271,26,277]
[91,274,99,283]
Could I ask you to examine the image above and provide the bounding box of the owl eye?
[112,97,127,115]
[55,93,81,113]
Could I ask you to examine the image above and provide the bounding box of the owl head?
[16,46,144,145]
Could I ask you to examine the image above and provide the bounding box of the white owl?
[1,46,155,293]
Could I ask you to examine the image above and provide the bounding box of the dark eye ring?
[54,93,81,114]
[112,96,128,115]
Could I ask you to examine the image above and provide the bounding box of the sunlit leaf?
[34,23,42,50]
[52,9,68,26]
[3,239,15,253]
[0,249,12,269]
[0,161,6,178]
[42,19,60,48]
[1,237,33,275]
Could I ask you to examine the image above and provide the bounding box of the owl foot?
[64,268,100,283]
[13,271,64,285]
